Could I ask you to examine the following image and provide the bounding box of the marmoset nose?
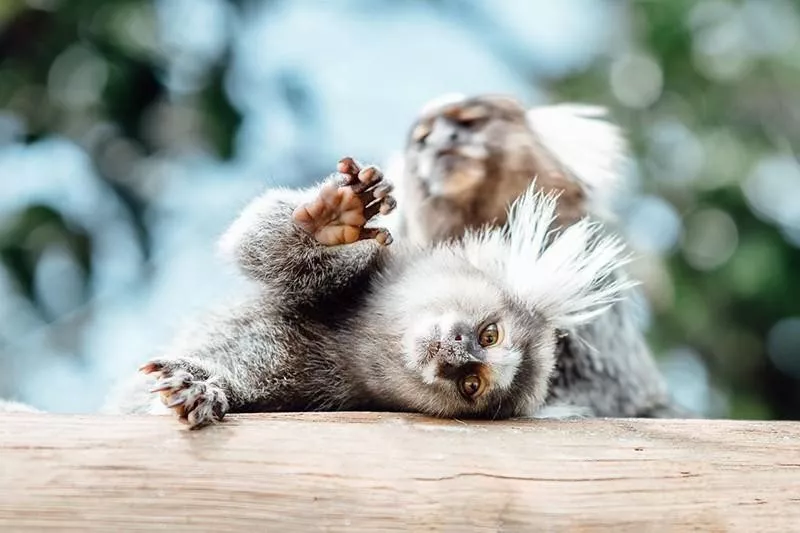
[428,340,484,383]
[426,337,470,358]
[425,319,483,369]
[445,321,472,344]
[426,329,482,369]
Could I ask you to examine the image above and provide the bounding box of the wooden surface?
[1,413,799,532]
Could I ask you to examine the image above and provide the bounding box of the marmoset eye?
[478,323,501,347]
[411,122,431,144]
[455,106,489,129]
[460,374,482,398]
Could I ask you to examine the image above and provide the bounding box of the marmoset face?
[404,95,532,199]
[395,261,556,419]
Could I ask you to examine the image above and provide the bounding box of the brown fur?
[401,95,586,244]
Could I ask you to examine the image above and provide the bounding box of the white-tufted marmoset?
[103,156,646,428]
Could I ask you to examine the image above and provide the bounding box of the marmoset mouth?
[435,147,461,157]
[425,162,483,198]
[435,152,466,170]
[434,148,482,167]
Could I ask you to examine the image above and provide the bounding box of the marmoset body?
[104,157,644,428]
[382,93,684,418]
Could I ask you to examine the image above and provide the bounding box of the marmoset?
[104,157,641,428]
[386,93,628,243]
[382,93,684,418]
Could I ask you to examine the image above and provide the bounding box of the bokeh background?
[1,0,799,419]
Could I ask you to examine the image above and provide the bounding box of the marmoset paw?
[141,359,229,429]
[292,157,397,246]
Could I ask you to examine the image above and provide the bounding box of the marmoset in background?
[382,93,686,418]
[386,94,627,242]
[103,157,641,428]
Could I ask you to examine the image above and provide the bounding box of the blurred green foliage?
[0,0,240,316]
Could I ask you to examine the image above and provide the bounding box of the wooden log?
[0,412,799,532]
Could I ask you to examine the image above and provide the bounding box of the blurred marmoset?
[103,157,642,428]
[381,93,684,418]
[386,93,627,242]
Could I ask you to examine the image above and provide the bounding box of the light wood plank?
[1,413,799,532]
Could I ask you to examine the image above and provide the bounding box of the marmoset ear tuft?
[462,182,636,328]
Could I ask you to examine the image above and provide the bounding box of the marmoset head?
[396,261,555,419]
[378,185,634,419]
[403,94,535,201]
[397,93,629,238]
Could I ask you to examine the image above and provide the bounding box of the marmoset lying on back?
[382,93,685,418]
[104,157,643,428]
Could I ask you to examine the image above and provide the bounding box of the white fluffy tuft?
[463,183,636,329]
[526,104,630,220]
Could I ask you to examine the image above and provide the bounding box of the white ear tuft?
[467,183,636,329]
[526,104,630,220]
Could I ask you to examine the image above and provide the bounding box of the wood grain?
[0,412,798,532]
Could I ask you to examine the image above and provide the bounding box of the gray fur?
[549,289,684,417]
[104,163,638,428]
